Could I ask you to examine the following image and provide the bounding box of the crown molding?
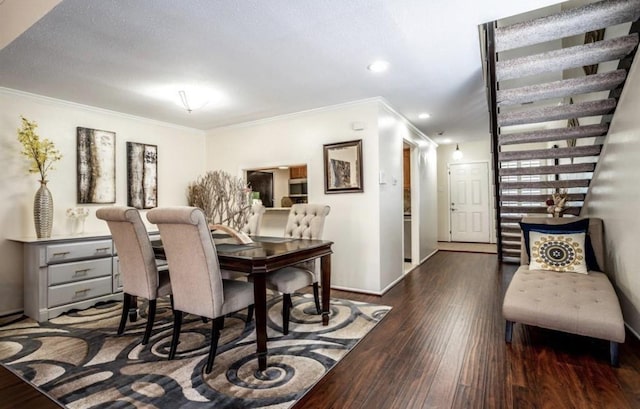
[0,87,205,134]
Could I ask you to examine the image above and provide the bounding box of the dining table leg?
[321,254,331,326]
[252,272,268,371]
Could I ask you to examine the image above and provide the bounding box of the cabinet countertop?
[9,230,160,244]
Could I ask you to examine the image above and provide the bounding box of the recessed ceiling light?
[418,113,430,119]
[367,60,389,73]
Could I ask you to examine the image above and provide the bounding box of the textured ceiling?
[0,0,567,143]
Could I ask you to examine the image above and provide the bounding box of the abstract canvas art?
[77,127,116,204]
[127,142,158,209]
[323,139,363,193]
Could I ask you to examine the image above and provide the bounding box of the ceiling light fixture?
[178,90,192,113]
[177,89,212,113]
[452,144,463,160]
[418,113,430,119]
[367,60,389,73]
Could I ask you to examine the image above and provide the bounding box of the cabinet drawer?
[48,258,112,286]
[46,240,112,264]
[48,276,112,308]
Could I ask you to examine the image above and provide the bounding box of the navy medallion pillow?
[520,218,600,272]
[528,231,588,273]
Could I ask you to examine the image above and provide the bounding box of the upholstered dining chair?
[267,203,330,334]
[96,206,172,345]
[146,206,255,374]
[241,203,266,236]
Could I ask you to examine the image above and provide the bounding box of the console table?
[10,232,159,322]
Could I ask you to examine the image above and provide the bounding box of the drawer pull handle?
[95,247,111,252]
[74,288,91,295]
[52,251,71,257]
[74,269,91,276]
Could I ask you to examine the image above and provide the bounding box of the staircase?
[482,0,640,263]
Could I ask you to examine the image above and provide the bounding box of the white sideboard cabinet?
[11,234,124,322]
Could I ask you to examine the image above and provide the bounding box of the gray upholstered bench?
[503,217,625,366]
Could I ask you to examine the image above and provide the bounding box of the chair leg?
[313,282,321,314]
[142,299,157,345]
[610,341,619,367]
[168,310,183,360]
[283,293,292,335]
[205,317,224,374]
[505,320,513,343]
[118,293,132,335]
[246,304,254,323]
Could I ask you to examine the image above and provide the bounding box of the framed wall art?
[127,142,158,209]
[77,127,116,204]
[323,139,363,193]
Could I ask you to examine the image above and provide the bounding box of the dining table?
[151,233,333,371]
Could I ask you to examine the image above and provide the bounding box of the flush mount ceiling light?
[418,113,431,119]
[367,60,389,73]
[178,89,210,113]
[452,144,463,160]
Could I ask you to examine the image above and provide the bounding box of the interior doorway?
[448,162,490,243]
[403,141,413,273]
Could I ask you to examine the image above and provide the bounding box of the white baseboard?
[330,285,383,296]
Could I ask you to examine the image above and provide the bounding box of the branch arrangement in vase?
[17,116,62,182]
[17,116,62,238]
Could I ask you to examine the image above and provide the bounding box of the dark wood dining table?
[151,234,333,371]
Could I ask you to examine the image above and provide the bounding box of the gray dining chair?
[96,206,172,345]
[267,203,330,334]
[146,206,255,374]
[241,203,266,236]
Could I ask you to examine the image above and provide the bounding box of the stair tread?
[495,0,640,52]
[498,99,616,127]
[499,124,608,146]
[500,193,586,202]
[500,206,581,216]
[497,69,627,106]
[499,145,602,161]
[502,256,522,264]
[496,34,638,82]
[499,163,595,176]
[500,180,591,190]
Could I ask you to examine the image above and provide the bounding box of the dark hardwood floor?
[2,251,640,408]
[294,251,640,409]
[0,365,62,409]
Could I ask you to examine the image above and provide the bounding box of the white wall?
[0,88,206,314]
[377,110,405,291]
[205,99,438,294]
[582,53,640,337]
[378,106,439,292]
[437,138,496,243]
[416,140,439,261]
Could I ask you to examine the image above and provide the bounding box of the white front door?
[449,162,490,243]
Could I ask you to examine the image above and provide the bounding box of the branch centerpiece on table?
[187,170,252,230]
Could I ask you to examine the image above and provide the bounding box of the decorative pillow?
[520,219,600,271]
[528,231,588,274]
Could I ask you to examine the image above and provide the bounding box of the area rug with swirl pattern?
[0,293,390,408]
